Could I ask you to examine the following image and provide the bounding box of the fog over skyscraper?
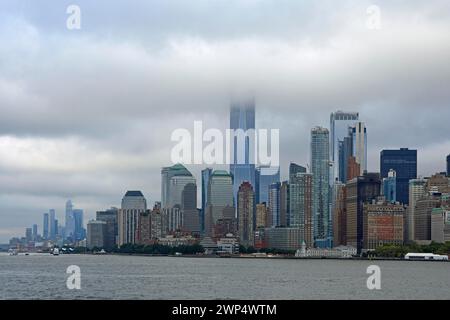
[230,100,256,207]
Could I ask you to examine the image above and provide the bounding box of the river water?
[0,253,448,300]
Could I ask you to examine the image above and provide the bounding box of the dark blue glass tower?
[380,148,417,205]
[230,100,256,207]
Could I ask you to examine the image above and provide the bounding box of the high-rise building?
[65,200,77,240]
[311,127,331,248]
[332,182,346,247]
[32,224,38,241]
[383,169,397,203]
[49,209,56,240]
[43,213,49,239]
[25,228,32,242]
[182,183,200,234]
[73,209,85,241]
[351,122,367,175]
[347,156,360,182]
[205,170,234,237]
[230,100,256,207]
[161,163,195,209]
[138,208,163,244]
[407,179,427,242]
[414,194,441,242]
[121,190,147,210]
[201,168,213,233]
[447,154,450,177]
[96,207,119,249]
[279,181,289,227]
[118,191,147,246]
[237,182,255,247]
[255,166,280,204]
[255,203,269,228]
[330,111,359,184]
[289,163,306,182]
[380,148,417,205]
[363,199,405,250]
[431,207,450,243]
[346,173,381,253]
[338,132,353,183]
[87,220,107,249]
[268,182,281,227]
[289,172,314,247]
[426,173,450,194]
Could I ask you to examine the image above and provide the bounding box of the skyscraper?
[201,168,213,233]
[407,179,427,242]
[289,163,306,182]
[121,190,147,210]
[289,172,313,247]
[73,209,84,241]
[96,207,119,250]
[311,127,331,248]
[237,182,255,247]
[32,224,38,241]
[338,132,353,183]
[380,148,417,205]
[43,213,49,239]
[161,163,195,209]
[351,122,367,175]
[268,182,281,227]
[65,200,75,240]
[255,203,269,228]
[230,100,256,207]
[181,182,200,234]
[330,111,359,184]
[255,166,280,204]
[49,209,56,240]
[87,220,107,249]
[118,191,147,246]
[280,181,289,227]
[346,173,381,253]
[205,170,234,237]
[332,182,346,247]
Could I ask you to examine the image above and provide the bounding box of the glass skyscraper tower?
[330,111,359,184]
[311,127,331,248]
[229,99,256,207]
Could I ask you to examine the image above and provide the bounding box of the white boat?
[405,253,448,261]
[8,249,18,256]
[52,248,60,256]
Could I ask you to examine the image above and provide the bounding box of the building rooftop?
[124,190,144,197]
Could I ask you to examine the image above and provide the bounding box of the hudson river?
[1,253,449,299]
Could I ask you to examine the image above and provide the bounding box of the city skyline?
[2,1,450,242]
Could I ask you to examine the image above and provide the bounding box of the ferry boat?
[404,253,448,261]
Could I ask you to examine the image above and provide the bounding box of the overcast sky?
[1,0,450,242]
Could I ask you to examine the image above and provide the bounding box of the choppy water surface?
[0,253,448,299]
